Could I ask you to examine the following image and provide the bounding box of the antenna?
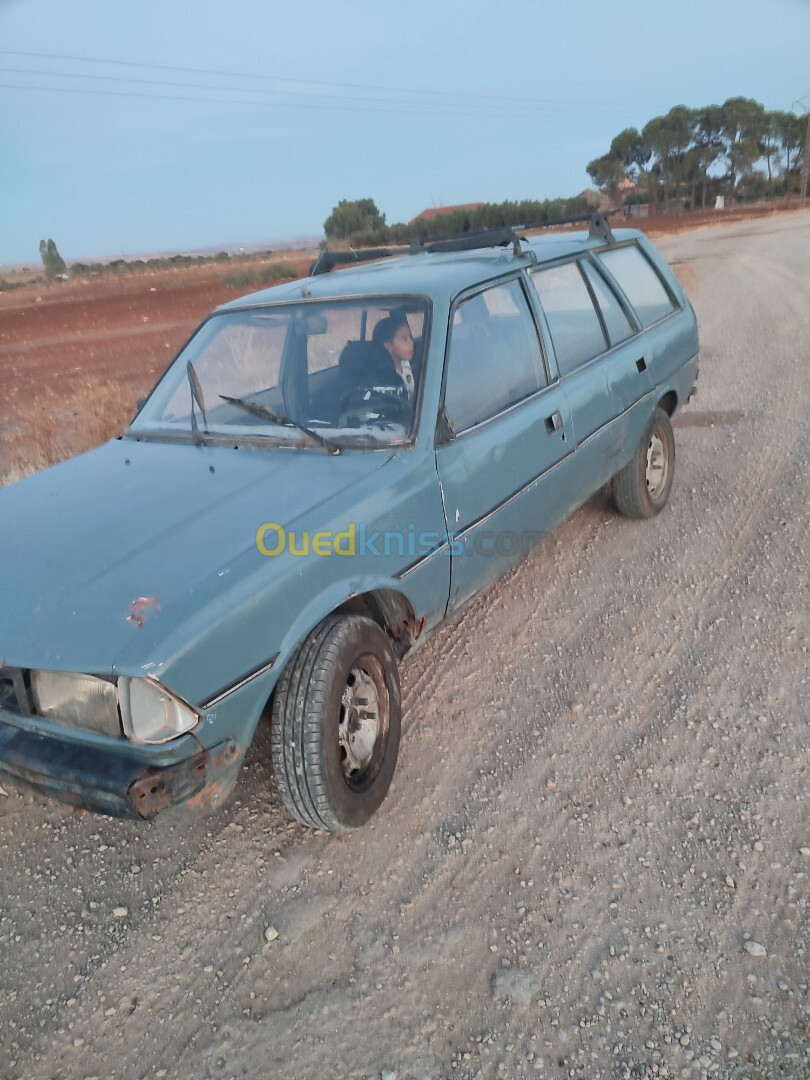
[302,245,330,295]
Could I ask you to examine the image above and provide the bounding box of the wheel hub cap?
[646,432,667,498]
[339,666,381,779]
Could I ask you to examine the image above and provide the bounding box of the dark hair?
[372,311,408,346]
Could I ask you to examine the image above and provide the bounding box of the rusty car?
[0,215,698,830]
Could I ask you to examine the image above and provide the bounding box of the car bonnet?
[0,438,390,675]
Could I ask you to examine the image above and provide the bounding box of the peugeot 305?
[0,216,699,830]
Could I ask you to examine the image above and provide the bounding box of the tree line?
[324,97,806,245]
[323,195,591,246]
[587,97,806,211]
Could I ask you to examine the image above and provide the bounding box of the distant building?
[409,202,484,226]
[578,188,614,213]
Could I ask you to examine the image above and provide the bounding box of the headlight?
[30,671,121,737]
[117,676,200,744]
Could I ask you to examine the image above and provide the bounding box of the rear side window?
[528,261,606,376]
[580,260,635,347]
[444,278,546,433]
[598,245,677,328]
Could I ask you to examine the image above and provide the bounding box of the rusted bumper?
[0,719,241,820]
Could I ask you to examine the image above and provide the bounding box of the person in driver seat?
[371,312,420,399]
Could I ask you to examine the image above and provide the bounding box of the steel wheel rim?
[338,654,389,790]
[645,431,668,499]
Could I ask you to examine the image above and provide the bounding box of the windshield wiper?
[219,394,339,454]
[187,361,208,444]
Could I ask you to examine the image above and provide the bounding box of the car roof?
[218,228,645,312]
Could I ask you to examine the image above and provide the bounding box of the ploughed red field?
[0,262,304,476]
[1,266,237,409]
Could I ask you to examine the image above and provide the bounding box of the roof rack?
[525,211,616,244]
[414,211,616,254]
[414,226,525,256]
[308,212,616,276]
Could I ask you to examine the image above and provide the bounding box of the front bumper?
[0,716,241,819]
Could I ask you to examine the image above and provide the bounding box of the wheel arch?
[657,389,678,417]
[325,588,423,661]
[264,585,424,712]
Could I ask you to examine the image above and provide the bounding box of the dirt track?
[0,214,808,1079]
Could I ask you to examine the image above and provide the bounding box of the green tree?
[323,198,387,241]
[641,108,698,211]
[720,97,767,195]
[39,238,67,280]
[586,153,625,203]
[771,110,805,202]
[587,127,650,205]
[692,105,725,209]
[664,105,698,208]
[609,127,651,183]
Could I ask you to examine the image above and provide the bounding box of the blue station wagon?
[0,215,699,830]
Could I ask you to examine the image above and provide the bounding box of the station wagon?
[0,215,699,830]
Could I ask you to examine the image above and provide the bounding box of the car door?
[527,257,642,488]
[435,275,574,613]
[579,255,650,421]
[596,241,683,394]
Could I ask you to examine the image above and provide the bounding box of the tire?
[270,615,401,831]
[612,406,676,519]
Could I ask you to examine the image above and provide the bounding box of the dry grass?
[0,378,138,486]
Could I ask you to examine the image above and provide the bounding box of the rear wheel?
[270,615,401,831]
[612,406,675,519]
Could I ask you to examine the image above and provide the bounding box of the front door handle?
[545,410,563,434]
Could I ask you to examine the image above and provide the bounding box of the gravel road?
[1,212,808,1080]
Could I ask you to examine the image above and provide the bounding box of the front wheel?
[270,615,401,831]
[612,406,675,519]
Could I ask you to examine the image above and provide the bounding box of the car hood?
[0,437,390,675]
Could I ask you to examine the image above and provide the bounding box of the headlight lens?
[118,676,200,744]
[30,671,121,737]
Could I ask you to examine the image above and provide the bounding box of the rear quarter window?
[580,260,635,347]
[597,245,677,328]
[528,261,606,376]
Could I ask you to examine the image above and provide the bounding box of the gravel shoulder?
[1,213,808,1080]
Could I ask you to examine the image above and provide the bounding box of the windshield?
[129,297,430,449]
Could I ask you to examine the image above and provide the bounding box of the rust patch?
[129,739,241,819]
[127,596,161,628]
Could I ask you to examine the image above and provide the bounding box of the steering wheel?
[340,385,411,428]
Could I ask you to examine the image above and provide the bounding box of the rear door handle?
[545,410,563,434]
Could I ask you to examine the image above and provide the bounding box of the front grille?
[0,667,32,715]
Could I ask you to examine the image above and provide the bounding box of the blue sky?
[1,0,808,266]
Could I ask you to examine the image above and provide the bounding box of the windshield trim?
[121,427,414,452]
[131,293,433,451]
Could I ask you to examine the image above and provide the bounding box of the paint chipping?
[127,596,161,629]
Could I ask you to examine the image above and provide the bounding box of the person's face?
[385,323,414,365]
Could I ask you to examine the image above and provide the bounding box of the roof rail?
[308,212,617,276]
[414,226,525,256]
[308,246,406,277]
[515,211,615,244]
[412,211,616,256]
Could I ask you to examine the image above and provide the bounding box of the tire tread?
[270,615,400,832]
